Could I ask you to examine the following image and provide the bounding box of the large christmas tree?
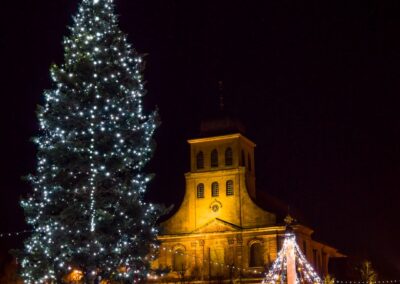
[19,0,160,282]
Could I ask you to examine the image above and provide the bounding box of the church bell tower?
[161,116,276,234]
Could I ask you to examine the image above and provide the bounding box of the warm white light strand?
[159,246,266,275]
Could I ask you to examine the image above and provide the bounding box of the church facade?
[151,130,343,283]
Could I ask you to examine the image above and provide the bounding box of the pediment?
[192,218,241,233]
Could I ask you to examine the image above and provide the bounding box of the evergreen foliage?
[18,0,160,282]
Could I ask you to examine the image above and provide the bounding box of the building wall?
[154,229,280,281]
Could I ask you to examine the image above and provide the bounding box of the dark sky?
[1,0,400,278]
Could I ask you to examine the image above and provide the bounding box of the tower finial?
[284,214,295,226]
[218,80,224,112]
[284,205,296,227]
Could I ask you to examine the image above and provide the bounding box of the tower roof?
[199,113,246,137]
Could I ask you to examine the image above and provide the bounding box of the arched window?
[211,149,218,168]
[249,243,263,267]
[212,182,219,197]
[197,183,204,198]
[248,154,252,171]
[225,147,233,166]
[173,249,186,272]
[241,150,245,166]
[226,180,234,196]
[196,151,204,169]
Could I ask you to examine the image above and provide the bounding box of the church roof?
[191,218,242,233]
[253,190,309,225]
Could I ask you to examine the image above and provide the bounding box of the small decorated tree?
[263,216,322,284]
[359,261,377,284]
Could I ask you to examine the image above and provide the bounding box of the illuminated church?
[151,116,343,283]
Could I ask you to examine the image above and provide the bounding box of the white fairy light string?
[0,230,32,238]
[335,281,400,284]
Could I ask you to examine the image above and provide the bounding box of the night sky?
[1,0,400,278]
